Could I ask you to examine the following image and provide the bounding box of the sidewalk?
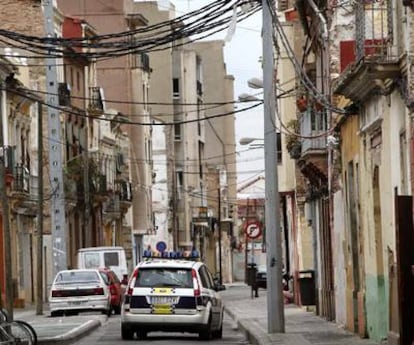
[221,284,382,345]
[12,284,383,345]
[14,307,105,345]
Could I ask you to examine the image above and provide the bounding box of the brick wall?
[0,0,47,81]
[0,0,45,36]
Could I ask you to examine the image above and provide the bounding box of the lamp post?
[237,0,286,330]
[262,0,285,332]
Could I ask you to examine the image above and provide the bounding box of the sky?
[171,0,266,188]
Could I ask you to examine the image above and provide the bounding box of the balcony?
[103,194,121,222]
[58,83,71,107]
[300,109,327,158]
[140,53,151,73]
[88,87,104,115]
[333,55,401,102]
[197,81,203,96]
[333,0,401,102]
[9,165,37,215]
[116,180,132,212]
[92,174,110,203]
[64,174,79,211]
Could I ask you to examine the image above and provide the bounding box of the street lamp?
[262,0,285,332]
[239,137,264,146]
[247,77,263,90]
[238,93,261,102]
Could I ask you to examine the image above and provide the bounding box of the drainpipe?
[0,81,13,319]
[307,0,330,318]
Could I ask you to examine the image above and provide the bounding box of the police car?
[121,251,225,340]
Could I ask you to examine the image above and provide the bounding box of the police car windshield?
[136,268,193,288]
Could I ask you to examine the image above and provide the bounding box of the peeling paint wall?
[358,91,407,342]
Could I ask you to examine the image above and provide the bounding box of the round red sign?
[244,221,262,239]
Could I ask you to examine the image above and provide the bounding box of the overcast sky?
[172,1,266,187]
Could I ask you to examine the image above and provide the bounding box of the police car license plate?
[151,296,179,305]
[152,304,173,314]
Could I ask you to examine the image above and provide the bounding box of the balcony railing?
[197,81,203,96]
[58,83,71,107]
[117,180,132,202]
[300,109,327,155]
[13,164,30,193]
[88,87,104,114]
[95,174,108,194]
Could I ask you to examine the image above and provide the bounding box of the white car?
[49,269,111,317]
[121,256,225,340]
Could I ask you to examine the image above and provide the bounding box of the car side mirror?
[121,275,129,285]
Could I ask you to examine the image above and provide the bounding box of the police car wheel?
[136,331,147,340]
[199,314,213,340]
[121,325,134,340]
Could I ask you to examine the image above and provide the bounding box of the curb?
[38,319,102,345]
[224,305,265,345]
[224,305,312,345]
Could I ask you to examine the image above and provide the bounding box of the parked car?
[49,269,111,317]
[99,268,123,315]
[256,265,267,289]
[121,254,226,340]
[77,246,129,284]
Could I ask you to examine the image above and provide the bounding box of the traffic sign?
[245,221,262,239]
[156,241,167,253]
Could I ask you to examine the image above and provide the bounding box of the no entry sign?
[244,221,262,239]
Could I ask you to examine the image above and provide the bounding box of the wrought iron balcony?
[88,87,104,115]
[300,109,328,158]
[58,83,71,107]
[103,194,121,220]
[197,80,203,96]
[116,180,132,212]
[333,0,401,102]
[9,164,37,215]
[13,164,30,194]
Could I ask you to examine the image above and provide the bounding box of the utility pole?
[0,81,13,320]
[36,102,44,315]
[217,187,222,285]
[43,0,67,274]
[262,0,285,333]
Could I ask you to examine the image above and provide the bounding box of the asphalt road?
[73,313,250,345]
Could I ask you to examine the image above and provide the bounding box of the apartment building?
[57,0,153,269]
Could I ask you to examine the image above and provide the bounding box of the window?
[198,266,213,289]
[173,78,180,98]
[104,252,119,267]
[84,253,100,268]
[174,123,181,140]
[135,268,192,288]
[56,271,99,283]
[277,132,282,164]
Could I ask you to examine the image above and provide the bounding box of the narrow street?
[74,313,249,345]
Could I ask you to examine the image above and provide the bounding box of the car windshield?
[55,271,100,283]
[136,268,193,288]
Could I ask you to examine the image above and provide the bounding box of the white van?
[77,246,128,284]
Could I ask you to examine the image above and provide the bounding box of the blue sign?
[156,241,167,253]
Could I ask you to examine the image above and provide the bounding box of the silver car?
[49,269,111,317]
[121,258,225,340]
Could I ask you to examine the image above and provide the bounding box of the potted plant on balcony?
[296,96,308,112]
[285,119,301,159]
